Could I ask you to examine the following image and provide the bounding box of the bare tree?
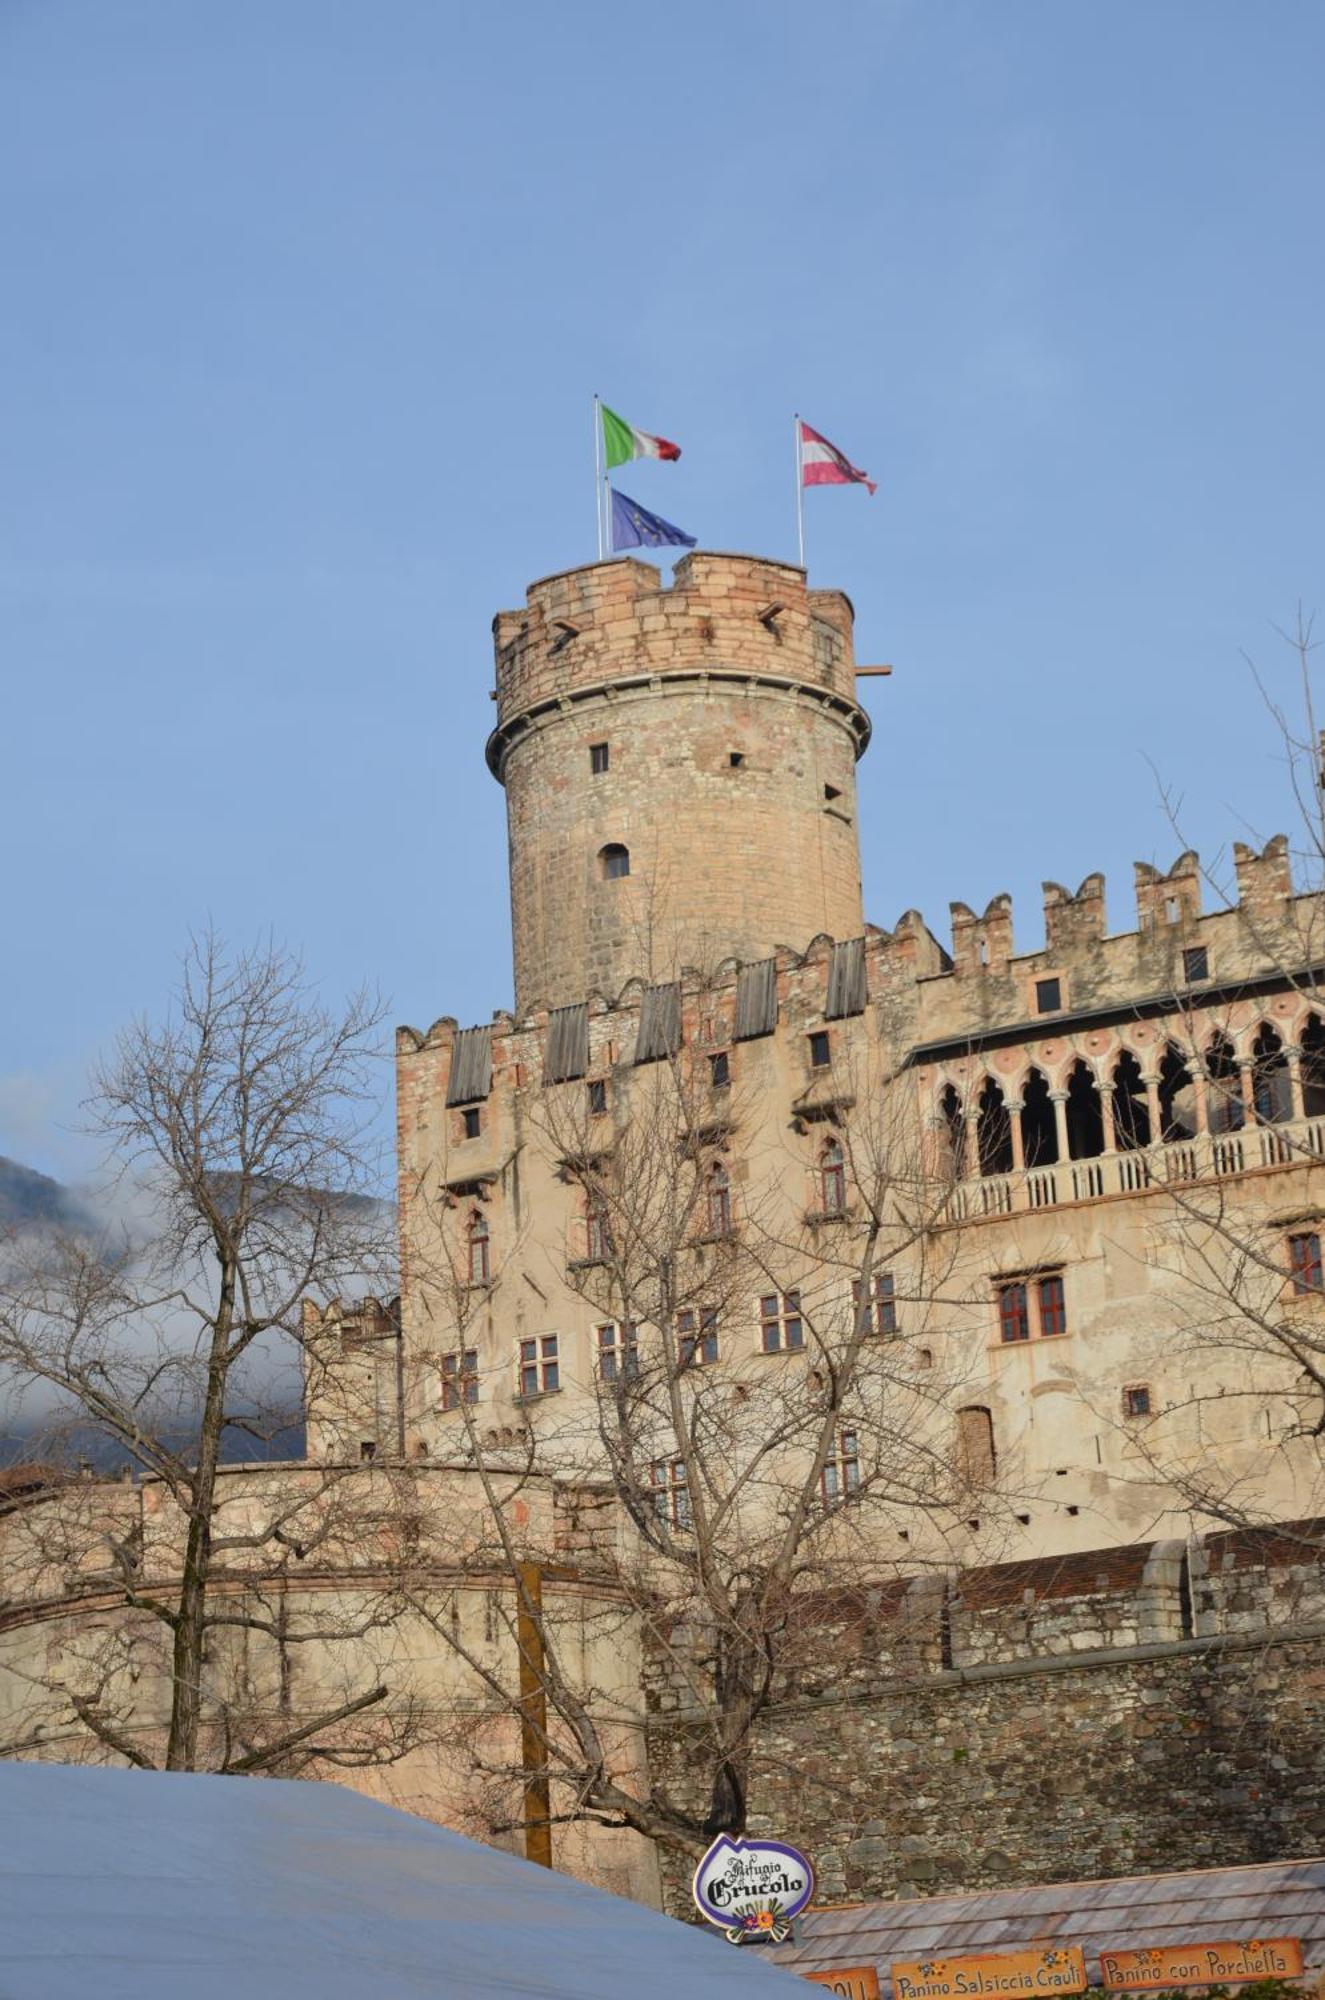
[395,1023,993,1864]
[0,933,429,1776]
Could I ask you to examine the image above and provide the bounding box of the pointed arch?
[1159,1043,1197,1141]
[976,1077,1013,1177]
[1020,1067,1058,1168]
[1112,1048,1150,1150]
[1065,1059,1104,1160]
[1205,1031,1244,1135]
[1252,1021,1292,1124]
[1303,1013,1325,1118]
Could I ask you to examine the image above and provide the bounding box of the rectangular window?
[359,1440,377,1463]
[441,1348,479,1411]
[597,1320,639,1383]
[1182,945,1210,984]
[759,1291,804,1354]
[997,1281,1030,1343]
[677,1306,719,1368]
[1035,976,1063,1015]
[808,1030,831,1069]
[587,1078,607,1116]
[710,1050,730,1089]
[1289,1230,1324,1294]
[1037,1272,1067,1337]
[1123,1383,1152,1420]
[821,1429,860,1506]
[853,1272,897,1336]
[462,1107,481,1140]
[517,1335,559,1399]
[650,1457,691,1529]
[590,741,609,775]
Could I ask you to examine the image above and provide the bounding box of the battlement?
[488,552,862,776]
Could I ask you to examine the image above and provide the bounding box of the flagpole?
[594,395,605,561]
[794,412,806,570]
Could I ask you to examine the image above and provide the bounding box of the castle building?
[309,550,1324,1567]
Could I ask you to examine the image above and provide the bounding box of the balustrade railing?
[945,1114,1325,1221]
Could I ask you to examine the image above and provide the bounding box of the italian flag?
[602,402,682,469]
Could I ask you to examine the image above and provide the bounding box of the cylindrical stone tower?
[487,552,871,1016]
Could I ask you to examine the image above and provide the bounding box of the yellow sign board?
[1099,1940,1304,1990]
[892,1947,1089,2000]
[804,1969,883,1999]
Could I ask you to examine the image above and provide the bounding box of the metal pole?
[794,412,806,570]
[594,395,604,561]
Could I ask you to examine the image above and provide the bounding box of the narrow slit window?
[589,742,609,775]
[587,1078,607,1116]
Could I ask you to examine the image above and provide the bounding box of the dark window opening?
[587,1078,607,1116]
[1183,944,1210,984]
[1035,976,1062,1014]
[1159,1043,1198,1141]
[590,742,609,775]
[1205,1032,1245,1135]
[977,1077,1013,1177]
[710,1050,730,1089]
[1020,1068,1058,1167]
[462,1107,481,1141]
[1112,1049,1151,1150]
[1253,1022,1292,1125]
[939,1083,965,1176]
[359,1440,377,1463]
[1123,1383,1152,1420]
[808,1030,831,1069]
[599,843,630,880]
[1303,1014,1325,1117]
[1289,1230,1323,1294]
[729,751,745,768]
[706,1163,732,1237]
[1066,1059,1104,1160]
[824,783,842,802]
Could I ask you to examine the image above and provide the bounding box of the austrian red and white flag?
[799,420,877,495]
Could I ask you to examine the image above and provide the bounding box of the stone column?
[1142,1072,1162,1144]
[1288,1046,1305,1122]
[1007,1100,1025,1173]
[1049,1090,1070,1164]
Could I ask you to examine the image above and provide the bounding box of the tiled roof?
[779,1857,1325,1987]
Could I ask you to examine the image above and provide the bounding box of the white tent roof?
[0,1763,807,1999]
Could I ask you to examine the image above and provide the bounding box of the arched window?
[955,1406,996,1488]
[707,1162,732,1237]
[466,1211,490,1286]
[1302,1014,1325,1117]
[1066,1060,1104,1160]
[1020,1068,1058,1167]
[1205,1032,1244,1135]
[1252,1023,1292,1125]
[821,1139,847,1216]
[976,1077,1013,1177]
[1159,1043,1197,1140]
[1112,1049,1150,1150]
[598,843,630,880]
[939,1083,966,1177]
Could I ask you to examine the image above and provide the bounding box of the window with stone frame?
[759,1290,803,1354]
[441,1348,479,1411]
[597,1320,639,1383]
[466,1211,490,1286]
[820,1139,847,1216]
[587,1078,608,1117]
[517,1335,559,1399]
[996,1272,1066,1342]
[706,1162,733,1237]
[585,1199,612,1263]
[1122,1382,1152,1420]
[820,1428,861,1506]
[1289,1230,1324,1295]
[677,1305,719,1368]
[650,1456,691,1529]
[853,1271,897,1336]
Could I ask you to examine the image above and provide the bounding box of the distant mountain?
[0,1156,94,1234]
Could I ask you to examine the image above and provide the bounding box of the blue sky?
[3,1,1324,1180]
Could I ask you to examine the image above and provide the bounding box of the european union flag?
[610,486,697,552]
